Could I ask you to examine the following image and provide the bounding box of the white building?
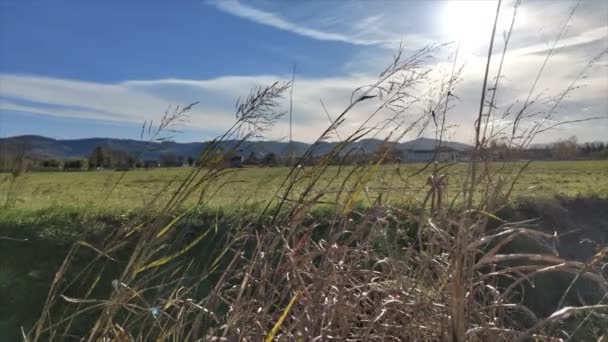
[402,146,466,163]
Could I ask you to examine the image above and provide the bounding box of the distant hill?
[398,137,473,152]
[0,135,473,161]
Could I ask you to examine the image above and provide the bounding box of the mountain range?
[0,135,474,161]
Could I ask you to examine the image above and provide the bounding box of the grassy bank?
[2,159,608,340]
[1,195,607,340]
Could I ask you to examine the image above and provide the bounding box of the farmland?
[2,160,607,215]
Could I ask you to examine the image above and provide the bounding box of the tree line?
[2,138,607,173]
[484,136,608,161]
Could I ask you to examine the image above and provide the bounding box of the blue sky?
[1,0,607,143]
[0,1,360,81]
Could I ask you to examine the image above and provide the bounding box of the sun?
[440,0,500,50]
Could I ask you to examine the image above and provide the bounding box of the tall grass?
[21,1,608,340]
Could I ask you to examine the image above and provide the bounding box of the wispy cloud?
[208,0,387,46]
[2,45,606,144]
[0,73,387,142]
[511,26,608,57]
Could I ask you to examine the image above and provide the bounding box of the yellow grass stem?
[137,228,210,273]
[265,290,301,342]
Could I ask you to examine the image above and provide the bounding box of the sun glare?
[441,0,500,50]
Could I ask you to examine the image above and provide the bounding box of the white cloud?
[0,73,382,142]
[207,0,387,46]
[1,24,607,146]
[208,0,607,59]
[207,0,435,50]
[0,74,168,122]
[511,26,608,57]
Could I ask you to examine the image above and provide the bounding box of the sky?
[0,0,606,144]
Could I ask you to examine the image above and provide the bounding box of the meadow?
[2,160,607,215]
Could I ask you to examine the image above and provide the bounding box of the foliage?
[159,152,184,167]
[62,159,88,171]
[551,136,579,160]
[262,152,277,166]
[0,140,32,174]
[88,145,137,169]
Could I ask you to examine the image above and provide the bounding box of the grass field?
[2,161,607,340]
[2,159,607,340]
[1,160,607,214]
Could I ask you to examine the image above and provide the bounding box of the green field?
[2,160,607,214]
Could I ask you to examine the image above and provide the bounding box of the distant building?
[402,146,467,163]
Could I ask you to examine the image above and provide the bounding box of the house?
[436,146,466,162]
